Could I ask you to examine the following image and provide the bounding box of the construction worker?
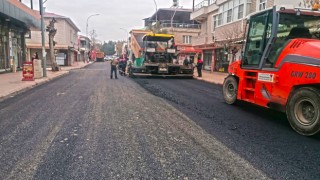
[196,56,203,77]
[110,58,119,79]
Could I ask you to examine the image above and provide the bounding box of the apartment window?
[209,0,216,5]
[259,0,267,10]
[213,0,244,28]
[218,13,222,25]
[238,4,244,19]
[183,35,192,44]
[227,9,232,23]
[212,13,223,31]
[212,16,217,31]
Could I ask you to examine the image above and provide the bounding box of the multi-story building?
[78,35,92,62]
[144,8,201,63]
[191,0,305,72]
[26,12,80,66]
[0,0,40,72]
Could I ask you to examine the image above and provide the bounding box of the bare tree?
[89,29,98,50]
[219,23,243,47]
[46,18,59,71]
[299,0,318,8]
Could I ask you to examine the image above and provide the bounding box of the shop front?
[214,48,229,72]
[0,0,40,73]
[203,50,213,71]
[0,18,26,72]
[214,43,242,73]
[177,45,201,65]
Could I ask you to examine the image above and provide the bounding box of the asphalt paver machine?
[128,33,193,77]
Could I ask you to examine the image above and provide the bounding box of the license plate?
[159,68,167,71]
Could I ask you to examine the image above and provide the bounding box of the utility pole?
[192,0,195,11]
[39,0,47,77]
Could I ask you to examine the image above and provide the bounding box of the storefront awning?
[27,44,69,49]
[177,46,202,53]
[1,0,41,30]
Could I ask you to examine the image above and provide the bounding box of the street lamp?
[153,0,158,23]
[86,14,100,38]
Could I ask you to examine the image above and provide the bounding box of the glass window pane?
[234,0,239,6]
[229,1,233,8]
[243,12,269,66]
[233,6,238,20]
[224,3,228,11]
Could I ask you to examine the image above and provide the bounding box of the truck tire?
[223,76,238,105]
[286,87,320,136]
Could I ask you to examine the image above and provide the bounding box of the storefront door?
[214,48,229,72]
[203,50,212,70]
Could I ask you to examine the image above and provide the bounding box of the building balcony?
[161,23,200,29]
[191,0,209,21]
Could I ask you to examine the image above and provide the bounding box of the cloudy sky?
[24,0,202,42]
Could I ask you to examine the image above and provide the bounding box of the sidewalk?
[0,61,91,101]
[0,63,228,101]
[193,70,228,85]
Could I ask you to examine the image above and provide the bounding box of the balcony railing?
[194,0,209,11]
[161,23,201,29]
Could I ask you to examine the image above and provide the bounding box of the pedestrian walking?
[110,58,119,79]
[88,51,91,63]
[196,56,203,77]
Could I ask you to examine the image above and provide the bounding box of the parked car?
[104,56,113,61]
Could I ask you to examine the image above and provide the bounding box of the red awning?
[178,46,202,53]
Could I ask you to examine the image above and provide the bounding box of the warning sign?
[258,73,275,83]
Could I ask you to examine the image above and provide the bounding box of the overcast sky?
[24,0,202,42]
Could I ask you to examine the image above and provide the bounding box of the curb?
[193,77,224,85]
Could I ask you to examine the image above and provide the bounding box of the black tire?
[223,75,238,104]
[286,87,320,136]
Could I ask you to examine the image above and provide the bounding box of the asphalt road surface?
[0,62,319,179]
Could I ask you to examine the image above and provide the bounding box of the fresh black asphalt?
[0,62,318,179]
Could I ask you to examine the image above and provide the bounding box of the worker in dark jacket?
[118,58,127,76]
[196,56,203,77]
[183,56,190,66]
[110,58,119,79]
